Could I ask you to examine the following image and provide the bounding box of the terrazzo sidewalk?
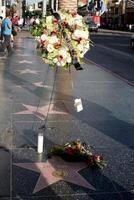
[0,31,133,200]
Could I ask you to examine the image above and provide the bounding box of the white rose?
[53,58,58,63]
[41,34,47,41]
[35,36,40,41]
[46,16,53,23]
[68,18,75,26]
[78,52,84,58]
[47,44,54,52]
[82,31,89,40]
[74,16,83,26]
[77,44,84,51]
[74,20,83,27]
[59,47,67,57]
[60,60,66,66]
[72,30,81,39]
[49,36,59,44]
[73,30,89,40]
[66,54,72,63]
[59,12,65,20]
[57,61,61,67]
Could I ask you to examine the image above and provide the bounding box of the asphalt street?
[85,30,134,85]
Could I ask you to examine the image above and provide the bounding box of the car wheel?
[130,40,134,49]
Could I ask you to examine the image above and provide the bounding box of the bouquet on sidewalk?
[48,139,106,169]
[31,10,90,69]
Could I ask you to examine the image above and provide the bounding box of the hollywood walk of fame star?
[14,156,95,193]
[32,82,52,89]
[16,69,40,75]
[14,104,68,120]
[19,60,33,64]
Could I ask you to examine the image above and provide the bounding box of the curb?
[84,57,134,87]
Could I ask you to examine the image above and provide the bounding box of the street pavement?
[85,30,134,85]
[0,31,134,199]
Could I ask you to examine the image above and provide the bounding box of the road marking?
[98,29,133,36]
[96,44,134,61]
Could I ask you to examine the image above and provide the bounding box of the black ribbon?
[50,9,83,70]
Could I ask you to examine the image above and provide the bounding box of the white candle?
[74,98,83,112]
[37,132,44,153]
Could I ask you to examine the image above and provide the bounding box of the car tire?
[130,40,134,49]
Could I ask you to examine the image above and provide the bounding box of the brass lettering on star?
[52,169,68,178]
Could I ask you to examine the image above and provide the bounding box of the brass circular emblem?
[52,169,68,178]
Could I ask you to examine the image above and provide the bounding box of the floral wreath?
[31,10,90,69]
[48,139,106,169]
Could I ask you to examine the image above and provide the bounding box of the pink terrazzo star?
[19,60,33,64]
[32,82,52,88]
[14,156,95,193]
[16,69,40,75]
[14,104,67,120]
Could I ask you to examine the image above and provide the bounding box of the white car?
[130,34,134,49]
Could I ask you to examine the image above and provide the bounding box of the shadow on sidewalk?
[52,88,134,150]
[74,98,134,149]
[2,64,134,150]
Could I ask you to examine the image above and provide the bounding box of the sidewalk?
[0,31,133,200]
